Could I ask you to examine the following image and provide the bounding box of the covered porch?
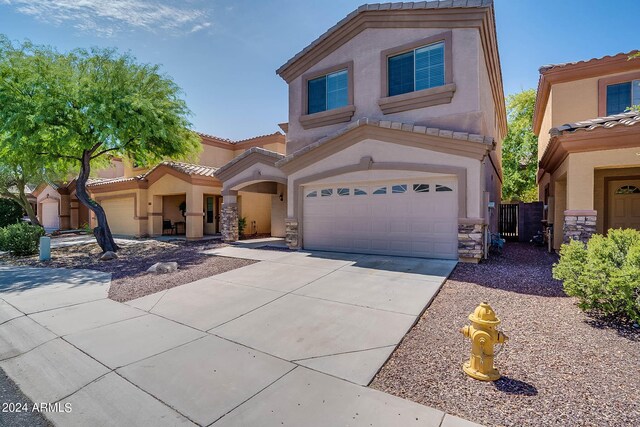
[214,148,287,242]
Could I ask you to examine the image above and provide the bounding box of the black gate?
[499,203,519,240]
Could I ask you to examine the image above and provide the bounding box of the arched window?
[615,185,640,195]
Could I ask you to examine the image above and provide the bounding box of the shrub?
[0,199,24,228]
[0,222,45,256]
[238,216,247,236]
[553,228,640,323]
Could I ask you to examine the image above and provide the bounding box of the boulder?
[147,262,178,274]
[99,251,118,261]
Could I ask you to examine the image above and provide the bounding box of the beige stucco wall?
[271,183,287,237]
[238,192,272,234]
[538,69,640,159]
[287,138,483,220]
[96,159,125,179]
[201,144,235,168]
[286,27,493,153]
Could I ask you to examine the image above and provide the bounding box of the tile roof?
[196,131,283,145]
[275,117,493,167]
[86,176,143,187]
[539,51,639,74]
[215,147,285,177]
[277,1,493,76]
[550,111,640,136]
[86,161,218,187]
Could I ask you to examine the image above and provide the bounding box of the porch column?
[563,162,596,245]
[221,190,238,242]
[185,188,204,240]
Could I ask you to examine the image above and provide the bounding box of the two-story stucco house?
[535,51,640,250]
[216,1,506,262]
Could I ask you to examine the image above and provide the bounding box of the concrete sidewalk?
[0,251,479,427]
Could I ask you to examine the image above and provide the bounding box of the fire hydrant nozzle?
[460,302,508,381]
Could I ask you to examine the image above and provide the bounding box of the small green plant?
[238,216,247,237]
[553,228,640,323]
[0,222,45,256]
[80,222,92,234]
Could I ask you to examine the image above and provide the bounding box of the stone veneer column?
[221,191,239,242]
[285,218,299,249]
[562,210,597,244]
[458,220,485,263]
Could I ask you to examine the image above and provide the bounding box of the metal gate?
[499,203,519,240]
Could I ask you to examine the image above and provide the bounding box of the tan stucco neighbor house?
[535,51,640,250]
[216,1,506,262]
[35,132,286,239]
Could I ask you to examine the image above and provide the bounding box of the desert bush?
[553,228,640,323]
[0,199,23,228]
[0,222,45,255]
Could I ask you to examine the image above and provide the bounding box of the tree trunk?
[75,150,119,253]
[16,182,40,227]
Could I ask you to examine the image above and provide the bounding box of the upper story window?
[388,42,445,97]
[378,31,454,115]
[300,61,355,129]
[308,69,348,114]
[606,80,640,115]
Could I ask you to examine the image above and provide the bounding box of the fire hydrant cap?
[468,302,501,326]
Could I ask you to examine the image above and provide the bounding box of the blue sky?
[0,0,638,140]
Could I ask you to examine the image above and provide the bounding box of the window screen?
[388,42,445,97]
[308,69,348,114]
[607,82,632,115]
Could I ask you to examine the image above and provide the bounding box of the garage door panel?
[303,177,458,259]
[41,202,60,230]
[101,197,137,236]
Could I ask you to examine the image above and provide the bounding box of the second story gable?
[533,51,640,161]
[276,1,506,155]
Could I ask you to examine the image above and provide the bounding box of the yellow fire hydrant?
[460,302,508,381]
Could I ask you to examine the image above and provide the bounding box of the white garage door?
[100,197,137,236]
[303,177,458,259]
[41,201,60,230]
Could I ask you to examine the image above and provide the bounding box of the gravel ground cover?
[0,237,257,302]
[0,368,52,427]
[370,243,640,427]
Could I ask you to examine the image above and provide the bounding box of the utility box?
[39,236,51,261]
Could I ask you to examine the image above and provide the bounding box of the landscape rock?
[147,262,178,274]
[99,251,118,261]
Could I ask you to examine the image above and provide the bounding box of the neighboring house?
[534,51,640,250]
[35,132,286,239]
[215,1,506,262]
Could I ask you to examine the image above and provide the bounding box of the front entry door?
[204,196,216,234]
[608,180,640,231]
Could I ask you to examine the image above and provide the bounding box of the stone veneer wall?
[563,212,596,244]
[221,203,239,242]
[285,219,299,249]
[458,222,484,262]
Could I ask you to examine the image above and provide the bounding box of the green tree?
[501,89,538,202]
[0,36,201,252]
[0,39,71,226]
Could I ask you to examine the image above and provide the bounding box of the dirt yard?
[0,236,256,302]
[370,243,640,427]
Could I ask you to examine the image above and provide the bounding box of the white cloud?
[1,0,212,37]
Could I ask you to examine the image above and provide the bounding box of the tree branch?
[91,137,136,159]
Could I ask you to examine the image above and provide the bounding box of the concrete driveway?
[0,250,477,427]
